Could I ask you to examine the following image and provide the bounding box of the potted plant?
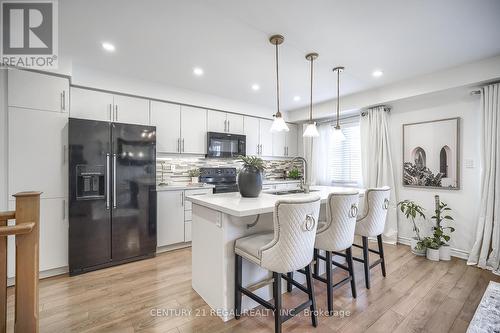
[420,236,440,261]
[397,200,426,256]
[188,168,201,184]
[288,168,301,180]
[237,155,265,197]
[432,195,455,261]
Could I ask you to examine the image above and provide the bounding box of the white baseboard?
[7,266,68,287]
[156,242,191,254]
[397,236,469,260]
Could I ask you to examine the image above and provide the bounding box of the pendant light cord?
[309,57,313,122]
[275,41,281,117]
[336,68,340,128]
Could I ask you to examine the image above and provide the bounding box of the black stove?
[199,167,238,193]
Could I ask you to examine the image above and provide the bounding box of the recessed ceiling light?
[101,42,115,52]
[293,96,301,101]
[193,67,204,76]
[251,84,260,91]
[372,70,383,77]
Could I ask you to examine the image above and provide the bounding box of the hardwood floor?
[6,242,500,332]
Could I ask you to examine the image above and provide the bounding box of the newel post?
[13,191,41,333]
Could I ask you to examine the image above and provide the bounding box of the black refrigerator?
[68,118,157,275]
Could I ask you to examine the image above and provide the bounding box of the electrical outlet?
[465,159,474,168]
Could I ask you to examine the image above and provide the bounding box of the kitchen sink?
[267,189,320,195]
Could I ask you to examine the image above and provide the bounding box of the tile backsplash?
[156,155,303,185]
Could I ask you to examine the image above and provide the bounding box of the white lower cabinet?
[7,197,68,277]
[157,190,185,247]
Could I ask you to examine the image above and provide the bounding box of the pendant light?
[269,35,289,132]
[332,66,346,141]
[303,52,319,137]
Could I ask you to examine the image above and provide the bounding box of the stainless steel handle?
[61,91,66,111]
[113,154,117,209]
[106,153,110,209]
[284,146,286,156]
[63,145,67,164]
[228,120,230,132]
[181,192,184,206]
[62,199,66,220]
[224,120,227,132]
[114,105,118,122]
[182,138,185,152]
[109,104,112,121]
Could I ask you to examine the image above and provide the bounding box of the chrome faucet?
[291,157,310,193]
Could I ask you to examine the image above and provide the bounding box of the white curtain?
[468,83,500,275]
[360,106,398,244]
[312,124,332,185]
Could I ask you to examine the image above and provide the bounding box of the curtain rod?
[361,105,391,117]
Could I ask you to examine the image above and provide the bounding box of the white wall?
[0,70,7,211]
[389,88,481,257]
[71,65,276,120]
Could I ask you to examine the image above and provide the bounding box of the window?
[327,122,362,186]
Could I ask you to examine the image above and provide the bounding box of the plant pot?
[410,237,426,256]
[439,245,451,261]
[191,177,199,184]
[426,248,440,261]
[238,166,262,198]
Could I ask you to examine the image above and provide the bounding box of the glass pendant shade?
[303,122,319,137]
[271,114,289,132]
[332,126,346,141]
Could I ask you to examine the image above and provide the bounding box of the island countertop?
[185,185,365,217]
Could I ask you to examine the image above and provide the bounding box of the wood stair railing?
[0,192,42,333]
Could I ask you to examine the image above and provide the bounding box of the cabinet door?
[226,113,244,134]
[7,197,68,276]
[70,87,113,122]
[8,69,69,113]
[8,107,68,198]
[113,95,149,125]
[272,132,286,157]
[150,101,181,153]
[286,123,298,157]
[207,110,227,133]
[259,119,273,156]
[157,191,185,246]
[181,106,207,154]
[244,116,260,156]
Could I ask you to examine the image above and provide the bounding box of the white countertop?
[186,186,364,217]
[263,179,301,184]
[156,183,214,191]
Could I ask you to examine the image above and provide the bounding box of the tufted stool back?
[315,191,359,252]
[355,187,391,237]
[260,197,320,273]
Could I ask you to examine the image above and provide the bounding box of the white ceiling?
[60,0,500,111]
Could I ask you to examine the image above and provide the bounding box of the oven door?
[207,132,245,158]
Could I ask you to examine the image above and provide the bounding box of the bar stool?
[234,197,321,333]
[311,191,359,315]
[353,187,391,289]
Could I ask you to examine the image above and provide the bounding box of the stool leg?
[377,235,386,277]
[362,236,370,289]
[273,272,282,333]
[313,249,319,276]
[235,254,242,319]
[305,263,317,327]
[286,272,293,292]
[325,251,333,315]
[346,247,357,298]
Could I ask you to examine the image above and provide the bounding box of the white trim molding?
[397,236,469,260]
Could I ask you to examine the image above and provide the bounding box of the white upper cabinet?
[113,94,149,125]
[150,101,181,153]
[226,113,244,134]
[244,116,260,155]
[208,110,244,134]
[70,87,113,122]
[286,123,298,157]
[8,69,69,113]
[181,106,207,154]
[260,119,273,156]
[272,131,286,157]
[8,107,68,198]
[207,110,227,133]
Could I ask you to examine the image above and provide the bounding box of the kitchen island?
[186,186,365,321]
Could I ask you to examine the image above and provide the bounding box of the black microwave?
[207,132,246,158]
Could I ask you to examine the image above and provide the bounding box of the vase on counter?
[238,165,262,198]
[191,177,199,184]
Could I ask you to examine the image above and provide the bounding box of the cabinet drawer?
[184,188,212,211]
[184,210,192,222]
